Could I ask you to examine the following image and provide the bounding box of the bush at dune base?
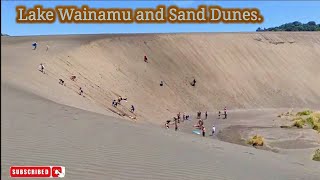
[247,135,264,146]
[312,149,320,161]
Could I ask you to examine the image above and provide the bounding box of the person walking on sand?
[205,111,208,119]
[46,44,49,51]
[218,110,221,119]
[130,105,135,113]
[38,63,45,74]
[177,112,181,123]
[175,120,178,131]
[32,42,38,50]
[197,111,201,119]
[212,125,216,135]
[224,107,227,119]
[202,127,206,137]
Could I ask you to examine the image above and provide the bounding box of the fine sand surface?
[2,32,320,123]
[2,82,320,180]
[2,32,320,179]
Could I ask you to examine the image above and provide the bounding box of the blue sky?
[1,1,320,36]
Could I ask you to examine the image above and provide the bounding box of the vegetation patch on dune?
[279,110,320,133]
[292,118,306,128]
[305,112,320,133]
[296,110,313,116]
[247,135,264,146]
[313,149,320,161]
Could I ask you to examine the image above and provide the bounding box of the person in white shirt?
[212,125,216,135]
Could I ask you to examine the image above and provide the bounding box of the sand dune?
[2,32,320,179]
[2,32,320,123]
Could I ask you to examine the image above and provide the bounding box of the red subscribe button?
[10,166,65,178]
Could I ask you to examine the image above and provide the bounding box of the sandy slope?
[2,32,320,123]
[1,32,320,179]
[2,82,320,180]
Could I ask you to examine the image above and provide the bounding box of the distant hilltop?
[257,21,320,32]
[1,33,9,36]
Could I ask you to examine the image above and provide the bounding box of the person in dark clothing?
[32,42,38,50]
[79,87,84,95]
[205,111,208,119]
[131,105,135,113]
[197,111,201,119]
[224,107,227,119]
[160,81,164,86]
[59,79,65,85]
[218,111,221,119]
[144,55,148,63]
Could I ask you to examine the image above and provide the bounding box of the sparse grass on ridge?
[312,149,320,161]
[247,135,264,146]
[296,110,313,116]
[283,110,320,133]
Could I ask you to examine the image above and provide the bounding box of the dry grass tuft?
[247,135,264,146]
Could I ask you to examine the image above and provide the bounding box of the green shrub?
[292,118,306,128]
[312,149,320,161]
[296,110,313,116]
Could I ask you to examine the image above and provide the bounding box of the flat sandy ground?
[178,109,320,161]
[2,82,320,180]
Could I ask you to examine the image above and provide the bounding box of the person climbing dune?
[79,87,84,96]
[144,55,148,63]
[191,78,196,86]
[130,105,135,113]
[38,63,45,74]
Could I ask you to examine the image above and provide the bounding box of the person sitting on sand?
[59,79,65,85]
[70,75,76,81]
[130,105,135,113]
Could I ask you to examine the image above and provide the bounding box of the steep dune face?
[2,32,320,123]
